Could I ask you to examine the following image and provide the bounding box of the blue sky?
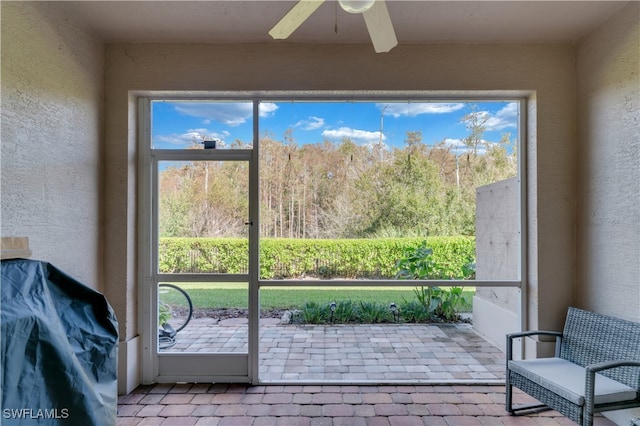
[152,99,518,152]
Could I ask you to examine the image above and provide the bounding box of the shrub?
[399,300,432,323]
[158,236,475,279]
[358,301,394,324]
[331,300,357,323]
[299,301,329,324]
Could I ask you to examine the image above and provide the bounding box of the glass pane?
[158,282,248,353]
[258,100,520,281]
[157,160,249,274]
[151,100,254,150]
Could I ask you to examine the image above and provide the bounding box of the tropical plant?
[395,241,475,321]
[394,241,438,280]
[428,286,464,322]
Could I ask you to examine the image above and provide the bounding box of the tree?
[461,104,489,156]
[157,125,517,240]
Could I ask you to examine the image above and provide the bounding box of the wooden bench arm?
[506,331,563,360]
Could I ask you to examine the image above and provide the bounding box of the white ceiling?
[59,1,629,45]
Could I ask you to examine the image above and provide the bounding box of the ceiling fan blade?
[362,0,397,53]
[269,0,325,40]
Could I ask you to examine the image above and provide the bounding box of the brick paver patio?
[126,321,620,425]
[117,383,617,425]
[163,318,505,382]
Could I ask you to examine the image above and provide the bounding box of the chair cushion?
[509,357,637,406]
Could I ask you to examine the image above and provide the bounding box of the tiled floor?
[139,321,618,425]
[161,319,505,382]
[117,383,617,425]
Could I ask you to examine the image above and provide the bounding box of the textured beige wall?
[576,2,640,321]
[1,2,104,289]
[104,42,577,344]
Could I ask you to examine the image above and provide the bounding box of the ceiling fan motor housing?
[269,0,396,53]
[338,0,376,14]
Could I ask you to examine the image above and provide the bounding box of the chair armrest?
[586,360,640,374]
[584,360,640,413]
[506,331,563,361]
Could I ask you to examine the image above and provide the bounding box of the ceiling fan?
[269,0,398,53]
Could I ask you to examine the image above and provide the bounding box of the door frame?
[138,98,260,384]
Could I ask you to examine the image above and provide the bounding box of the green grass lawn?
[160,283,475,312]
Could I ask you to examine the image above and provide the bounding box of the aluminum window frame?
[138,92,528,384]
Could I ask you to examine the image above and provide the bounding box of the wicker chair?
[506,307,640,426]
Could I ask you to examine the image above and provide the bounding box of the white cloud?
[154,129,230,147]
[484,102,518,131]
[442,138,464,149]
[378,102,465,118]
[294,116,325,131]
[172,102,278,127]
[187,128,230,140]
[155,132,198,146]
[259,102,278,118]
[322,127,385,145]
[441,137,489,155]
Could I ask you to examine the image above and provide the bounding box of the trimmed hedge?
[158,237,475,279]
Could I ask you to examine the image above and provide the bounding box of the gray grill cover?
[1,259,118,425]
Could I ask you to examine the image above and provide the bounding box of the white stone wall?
[476,177,520,286]
[1,2,104,289]
[473,178,520,351]
[576,2,640,322]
